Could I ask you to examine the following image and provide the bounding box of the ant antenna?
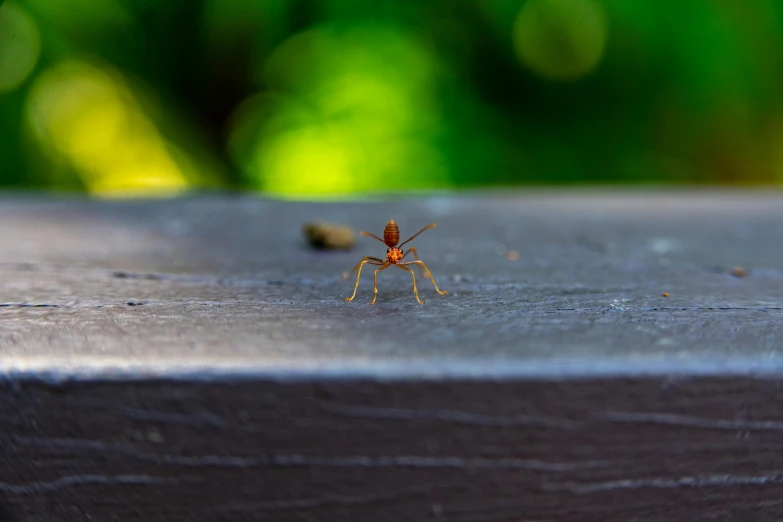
[360,231,387,244]
[399,223,436,248]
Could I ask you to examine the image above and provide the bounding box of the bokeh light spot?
[0,1,41,93]
[257,127,356,196]
[230,24,450,198]
[513,0,607,81]
[25,61,190,197]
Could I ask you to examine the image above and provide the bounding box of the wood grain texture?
[2,378,783,521]
[0,191,782,520]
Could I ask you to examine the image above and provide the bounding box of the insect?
[344,220,448,305]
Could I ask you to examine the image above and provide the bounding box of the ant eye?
[400,249,403,255]
[386,248,390,253]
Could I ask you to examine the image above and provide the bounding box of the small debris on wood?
[495,243,519,261]
[575,231,609,253]
[452,274,471,284]
[730,266,747,278]
[146,426,165,444]
[303,221,356,250]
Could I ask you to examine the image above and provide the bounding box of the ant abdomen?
[383,220,400,247]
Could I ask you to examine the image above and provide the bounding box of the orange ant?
[344,220,448,305]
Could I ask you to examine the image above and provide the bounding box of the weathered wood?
[1,191,782,521]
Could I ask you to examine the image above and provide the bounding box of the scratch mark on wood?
[110,270,287,288]
[0,474,174,495]
[0,303,60,308]
[204,483,459,513]
[643,307,783,312]
[602,411,783,431]
[548,473,783,494]
[554,306,783,314]
[319,402,576,429]
[15,437,608,471]
[119,406,226,427]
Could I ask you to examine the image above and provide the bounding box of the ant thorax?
[386,247,404,263]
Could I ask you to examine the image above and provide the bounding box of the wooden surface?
[1,191,782,521]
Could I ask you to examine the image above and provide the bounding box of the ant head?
[386,246,404,262]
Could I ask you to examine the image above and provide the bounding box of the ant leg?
[370,263,391,305]
[396,265,424,304]
[402,260,448,295]
[345,259,383,302]
[343,256,385,279]
[401,247,427,279]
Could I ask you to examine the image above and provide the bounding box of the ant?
[344,220,448,305]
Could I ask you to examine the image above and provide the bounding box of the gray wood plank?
[1,191,782,520]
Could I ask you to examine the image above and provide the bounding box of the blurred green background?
[1,0,782,199]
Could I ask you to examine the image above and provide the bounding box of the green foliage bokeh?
[1,0,782,198]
